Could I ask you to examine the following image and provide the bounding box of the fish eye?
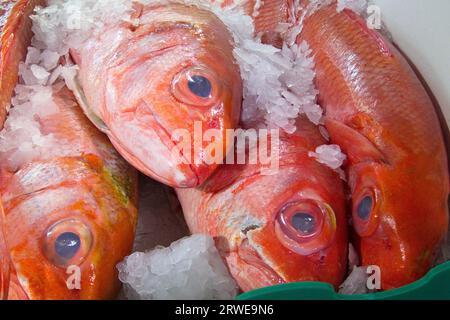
[357,196,373,221]
[172,66,221,107]
[352,189,380,237]
[55,232,81,260]
[291,213,317,235]
[43,219,92,268]
[275,199,336,255]
[188,75,212,98]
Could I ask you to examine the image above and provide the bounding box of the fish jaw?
[107,110,201,188]
[226,241,286,292]
[75,3,242,188]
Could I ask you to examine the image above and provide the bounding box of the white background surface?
[373,0,450,124]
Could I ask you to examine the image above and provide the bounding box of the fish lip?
[237,238,286,285]
[107,113,200,188]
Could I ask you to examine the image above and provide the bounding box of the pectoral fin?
[324,118,386,165]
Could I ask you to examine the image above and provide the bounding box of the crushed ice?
[309,144,347,170]
[117,234,238,300]
[339,266,370,295]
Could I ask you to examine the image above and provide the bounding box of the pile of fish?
[0,0,448,300]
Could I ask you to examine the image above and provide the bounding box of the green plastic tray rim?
[237,261,450,300]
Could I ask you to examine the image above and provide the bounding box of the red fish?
[297,1,449,289]
[177,116,348,292]
[0,0,45,128]
[70,2,242,188]
[0,86,138,299]
[0,0,45,299]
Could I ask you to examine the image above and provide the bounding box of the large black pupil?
[55,232,81,259]
[291,213,316,235]
[188,75,212,98]
[357,196,373,221]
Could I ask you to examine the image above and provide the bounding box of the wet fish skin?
[72,2,242,188]
[0,87,138,300]
[298,2,449,289]
[177,117,348,292]
[0,0,46,300]
[0,0,45,129]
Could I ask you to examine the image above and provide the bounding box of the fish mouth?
[111,134,200,187]
[108,112,201,188]
[237,238,286,287]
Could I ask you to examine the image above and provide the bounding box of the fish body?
[71,2,242,188]
[0,0,45,299]
[0,86,138,299]
[0,0,45,128]
[298,2,449,289]
[177,117,348,292]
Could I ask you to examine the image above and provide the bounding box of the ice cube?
[117,234,238,300]
[309,144,347,170]
[339,266,370,295]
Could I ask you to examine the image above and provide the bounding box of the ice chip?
[40,50,61,70]
[309,144,347,170]
[30,64,50,84]
[339,266,370,295]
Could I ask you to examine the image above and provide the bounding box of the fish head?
[3,156,137,299]
[204,131,348,291]
[101,3,242,188]
[348,159,449,289]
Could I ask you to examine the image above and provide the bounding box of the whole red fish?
[70,2,242,188]
[177,117,348,292]
[0,86,138,299]
[297,1,449,289]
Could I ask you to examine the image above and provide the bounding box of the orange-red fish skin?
[72,3,242,188]
[0,0,45,129]
[177,117,348,291]
[0,201,9,299]
[298,2,449,289]
[0,0,46,299]
[0,87,138,299]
